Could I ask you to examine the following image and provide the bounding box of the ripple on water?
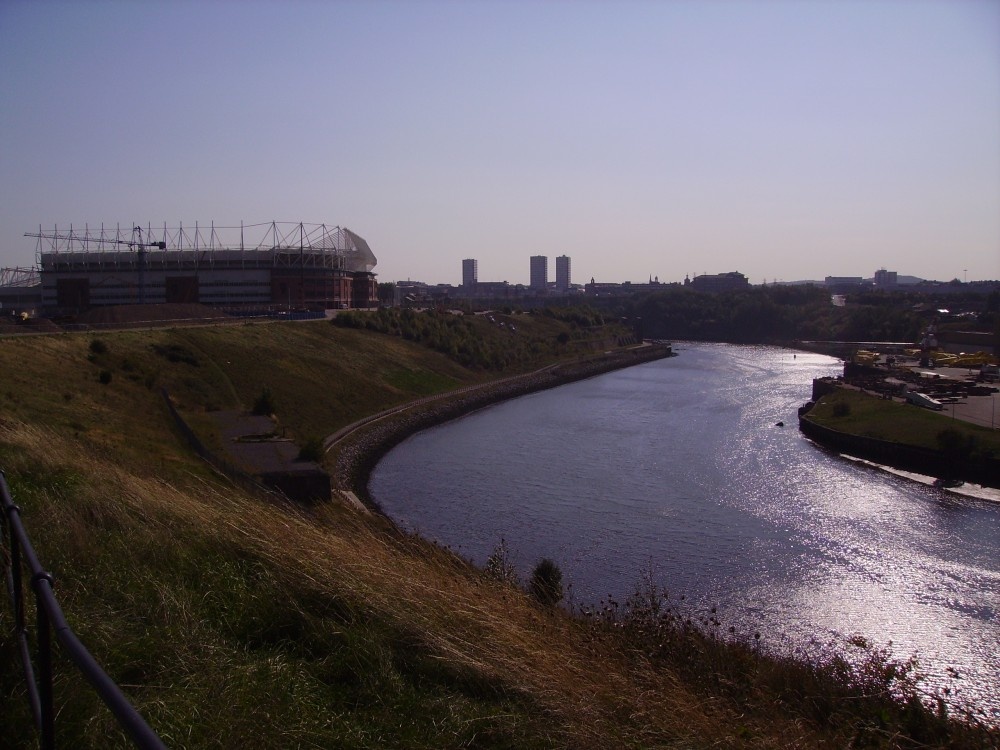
[371,343,1000,720]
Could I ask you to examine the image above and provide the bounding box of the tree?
[377,281,396,307]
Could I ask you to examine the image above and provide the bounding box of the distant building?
[585,277,673,297]
[825,276,864,286]
[462,258,478,287]
[530,255,548,290]
[451,279,514,300]
[824,276,865,293]
[686,272,749,293]
[555,255,571,292]
[393,280,455,306]
[874,268,898,289]
[470,280,513,298]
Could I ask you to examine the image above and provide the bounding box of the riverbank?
[799,386,1000,489]
[325,343,674,509]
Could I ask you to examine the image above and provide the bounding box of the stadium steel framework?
[26,221,378,314]
[0,268,40,318]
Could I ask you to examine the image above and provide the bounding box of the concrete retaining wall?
[798,409,1000,488]
[331,345,674,509]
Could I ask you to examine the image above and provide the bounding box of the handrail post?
[35,581,55,750]
[9,512,24,632]
[5,492,44,729]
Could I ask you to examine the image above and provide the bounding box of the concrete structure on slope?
[29,222,378,315]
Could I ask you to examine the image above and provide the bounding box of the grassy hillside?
[2,313,577,462]
[1,320,996,748]
[805,388,1000,455]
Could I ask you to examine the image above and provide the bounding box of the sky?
[1,0,998,287]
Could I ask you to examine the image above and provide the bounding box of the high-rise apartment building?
[462,258,478,287]
[530,255,548,290]
[555,255,571,292]
[873,268,898,289]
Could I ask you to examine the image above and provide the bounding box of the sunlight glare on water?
[370,343,1000,720]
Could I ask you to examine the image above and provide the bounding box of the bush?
[89,339,108,355]
[297,436,324,462]
[252,386,276,416]
[98,370,112,385]
[832,402,851,418]
[529,558,563,606]
[332,311,364,329]
[484,539,519,587]
[936,428,977,461]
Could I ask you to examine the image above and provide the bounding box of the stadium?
[12,221,378,316]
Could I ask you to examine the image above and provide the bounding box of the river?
[369,342,1000,720]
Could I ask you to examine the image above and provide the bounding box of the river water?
[370,343,1000,720]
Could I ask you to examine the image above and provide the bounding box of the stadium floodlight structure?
[27,221,377,274]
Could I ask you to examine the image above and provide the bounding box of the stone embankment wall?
[329,345,673,509]
[798,401,1000,489]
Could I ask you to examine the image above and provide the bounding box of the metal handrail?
[1,470,168,749]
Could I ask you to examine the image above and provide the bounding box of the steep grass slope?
[0,321,729,748]
[1,320,995,748]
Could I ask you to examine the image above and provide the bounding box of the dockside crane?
[25,225,167,305]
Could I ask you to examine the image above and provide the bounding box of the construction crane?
[25,225,166,305]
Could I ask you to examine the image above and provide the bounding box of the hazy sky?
[2,0,998,286]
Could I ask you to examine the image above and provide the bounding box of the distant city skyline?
[2,1,998,286]
[435,254,989,289]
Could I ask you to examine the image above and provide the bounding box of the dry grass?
[0,418,835,748]
[2,324,996,748]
